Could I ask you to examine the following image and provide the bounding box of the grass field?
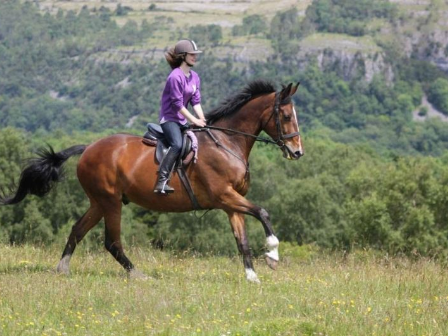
[1,245,448,335]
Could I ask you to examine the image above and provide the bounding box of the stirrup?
[154,181,175,194]
[154,186,174,194]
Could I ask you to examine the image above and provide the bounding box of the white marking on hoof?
[265,249,279,262]
[266,235,279,261]
[56,255,71,275]
[266,235,279,249]
[128,269,150,280]
[245,268,261,284]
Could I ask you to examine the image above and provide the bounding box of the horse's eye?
[284,114,292,121]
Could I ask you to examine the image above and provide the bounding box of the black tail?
[0,145,87,205]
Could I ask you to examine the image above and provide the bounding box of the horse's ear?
[280,83,293,101]
[290,82,300,96]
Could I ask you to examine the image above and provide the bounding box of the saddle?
[142,123,201,210]
[142,123,195,167]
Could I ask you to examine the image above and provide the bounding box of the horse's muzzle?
[293,149,304,158]
[283,146,303,160]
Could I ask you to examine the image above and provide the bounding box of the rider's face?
[185,53,198,65]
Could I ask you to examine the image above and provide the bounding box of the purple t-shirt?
[159,68,201,125]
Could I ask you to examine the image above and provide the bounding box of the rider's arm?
[192,104,206,122]
[190,73,205,123]
[179,106,206,127]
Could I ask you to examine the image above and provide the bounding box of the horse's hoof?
[56,266,70,275]
[245,268,261,284]
[56,261,70,275]
[128,269,150,280]
[265,255,278,270]
[248,277,261,284]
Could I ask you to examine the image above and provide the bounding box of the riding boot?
[154,148,178,194]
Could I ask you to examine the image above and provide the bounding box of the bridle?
[261,92,300,148]
[201,92,300,149]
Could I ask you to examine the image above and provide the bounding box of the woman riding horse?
[155,39,206,194]
[0,80,303,283]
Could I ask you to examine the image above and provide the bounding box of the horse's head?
[262,83,304,160]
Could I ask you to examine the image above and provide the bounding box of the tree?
[428,78,448,115]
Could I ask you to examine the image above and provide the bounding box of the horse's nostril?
[295,150,303,157]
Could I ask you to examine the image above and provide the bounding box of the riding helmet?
[174,40,203,55]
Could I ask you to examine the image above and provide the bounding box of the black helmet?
[174,40,202,55]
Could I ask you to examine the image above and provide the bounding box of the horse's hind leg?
[227,211,260,283]
[56,204,103,275]
[102,199,147,279]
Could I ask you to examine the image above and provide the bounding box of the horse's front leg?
[226,211,260,283]
[259,208,280,270]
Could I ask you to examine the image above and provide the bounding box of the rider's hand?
[193,117,206,128]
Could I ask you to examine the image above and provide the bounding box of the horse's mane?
[206,79,276,125]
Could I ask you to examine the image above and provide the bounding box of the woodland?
[2,0,448,258]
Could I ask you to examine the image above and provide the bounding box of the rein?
[197,92,300,147]
[200,125,277,144]
[193,127,250,182]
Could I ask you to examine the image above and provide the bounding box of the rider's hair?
[165,48,185,69]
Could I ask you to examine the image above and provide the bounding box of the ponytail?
[165,47,184,69]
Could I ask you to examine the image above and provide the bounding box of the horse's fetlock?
[266,235,279,249]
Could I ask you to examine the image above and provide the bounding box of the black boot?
[154,148,178,194]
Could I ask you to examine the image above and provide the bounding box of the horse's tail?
[0,145,87,205]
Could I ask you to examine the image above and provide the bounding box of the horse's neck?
[210,97,269,158]
[215,97,269,136]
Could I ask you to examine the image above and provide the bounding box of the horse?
[0,79,303,283]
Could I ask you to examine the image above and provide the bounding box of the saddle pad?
[141,132,196,167]
[142,135,157,146]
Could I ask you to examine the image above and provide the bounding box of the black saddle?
[143,123,192,165]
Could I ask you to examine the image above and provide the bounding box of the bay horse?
[1,80,303,283]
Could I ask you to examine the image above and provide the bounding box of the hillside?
[35,0,448,79]
[2,1,448,151]
[4,0,448,263]
[2,0,448,151]
[37,0,310,64]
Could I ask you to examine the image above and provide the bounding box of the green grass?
[1,245,448,335]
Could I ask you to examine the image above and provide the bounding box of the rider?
[154,39,207,194]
